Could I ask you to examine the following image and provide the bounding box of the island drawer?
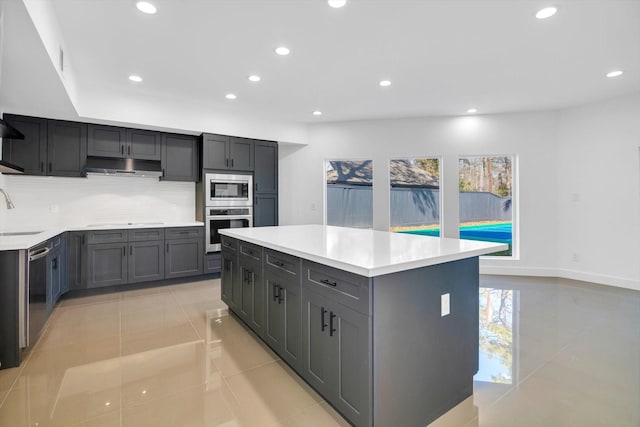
[220,236,238,252]
[165,227,202,240]
[264,249,300,277]
[302,260,370,315]
[239,241,262,262]
[87,229,127,244]
[128,228,164,242]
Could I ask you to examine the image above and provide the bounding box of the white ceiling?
[4,0,640,125]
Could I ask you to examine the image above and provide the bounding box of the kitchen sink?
[86,222,165,227]
[0,231,44,236]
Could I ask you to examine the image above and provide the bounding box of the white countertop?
[220,225,508,277]
[0,222,204,251]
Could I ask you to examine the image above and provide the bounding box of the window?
[389,158,441,236]
[458,156,514,256]
[326,160,373,228]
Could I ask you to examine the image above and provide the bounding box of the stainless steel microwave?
[205,173,253,207]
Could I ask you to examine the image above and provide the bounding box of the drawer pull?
[273,260,286,268]
[320,279,337,287]
[273,283,280,301]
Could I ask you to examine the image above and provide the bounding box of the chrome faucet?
[0,188,15,209]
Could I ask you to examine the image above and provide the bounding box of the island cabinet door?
[264,270,301,371]
[301,287,336,398]
[238,260,265,337]
[220,252,236,307]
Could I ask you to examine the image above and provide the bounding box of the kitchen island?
[219,225,507,427]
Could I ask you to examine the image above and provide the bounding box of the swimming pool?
[399,222,513,246]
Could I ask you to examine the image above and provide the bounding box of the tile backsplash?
[0,174,196,229]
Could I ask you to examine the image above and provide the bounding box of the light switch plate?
[441,293,450,316]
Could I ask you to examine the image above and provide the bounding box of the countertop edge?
[220,227,508,277]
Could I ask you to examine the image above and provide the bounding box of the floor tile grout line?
[171,286,204,341]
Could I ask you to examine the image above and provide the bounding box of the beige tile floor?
[0,275,638,426]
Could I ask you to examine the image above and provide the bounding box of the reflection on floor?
[0,276,638,426]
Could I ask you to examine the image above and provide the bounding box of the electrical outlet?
[50,204,59,213]
[572,253,580,262]
[311,203,316,211]
[571,193,581,202]
[441,293,450,317]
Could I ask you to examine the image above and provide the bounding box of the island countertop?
[220,224,507,277]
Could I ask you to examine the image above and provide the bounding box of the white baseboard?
[480,264,640,291]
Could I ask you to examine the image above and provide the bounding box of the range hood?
[0,119,26,174]
[85,157,163,178]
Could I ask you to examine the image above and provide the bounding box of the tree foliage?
[459,156,512,196]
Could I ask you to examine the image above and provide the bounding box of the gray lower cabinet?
[204,252,221,274]
[128,240,164,284]
[238,242,265,337]
[264,249,301,371]
[220,237,238,308]
[87,242,128,288]
[165,228,204,279]
[302,284,370,427]
[254,194,278,227]
[48,233,67,306]
[68,231,87,290]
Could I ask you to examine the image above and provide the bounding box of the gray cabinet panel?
[2,114,47,175]
[165,227,202,240]
[87,124,126,158]
[265,269,301,371]
[47,243,62,313]
[301,287,334,397]
[165,238,203,279]
[162,134,198,182]
[128,228,164,242]
[221,249,236,308]
[202,134,228,170]
[87,229,128,244]
[238,258,265,337]
[68,232,87,290]
[204,252,221,274]
[128,240,164,284]
[126,129,161,160]
[254,141,278,194]
[254,194,278,227]
[303,260,369,315]
[87,243,128,288]
[229,137,254,171]
[47,120,87,177]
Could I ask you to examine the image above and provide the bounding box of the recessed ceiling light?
[275,46,290,56]
[136,1,157,14]
[129,75,143,82]
[248,75,261,82]
[328,0,347,8]
[467,108,478,114]
[606,70,624,78]
[312,110,323,116]
[379,80,391,87]
[225,93,237,100]
[536,6,557,19]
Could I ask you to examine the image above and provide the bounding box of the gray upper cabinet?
[162,134,198,182]
[47,120,87,177]
[202,133,254,171]
[254,141,278,194]
[1,115,47,175]
[88,124,127,158]
[2,115,87,177]
[126,129,162,160]
[202,134,228,170]
[229,137,254,171]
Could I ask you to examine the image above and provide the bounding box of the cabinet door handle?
[329,311,337,336]
[52,258,57,271]
[130,245,133,256]
[121,145,124,155]
[277,286,284,304]
[48,162,52,173]
[320,279,337,287]
[82,234,85,245]
[166,243,169,253]
[273,283,279,302]
[321,307,328,332]
[255,183,258,191]
[225,158,229,167]
[122,246,126,257]
[273,260,285,268]
[128,145,131,155]
[231,158,234,168]
[40,162,44,172]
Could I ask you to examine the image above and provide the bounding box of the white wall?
[0,175,195,229]
[556,92,640,290]
[279,111,561,276]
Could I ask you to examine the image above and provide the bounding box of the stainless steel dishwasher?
[20,244,50,350]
